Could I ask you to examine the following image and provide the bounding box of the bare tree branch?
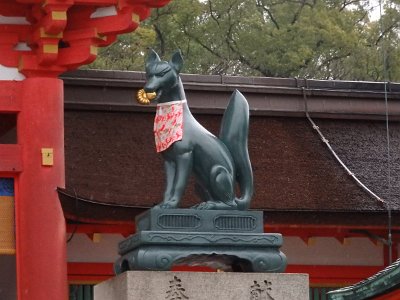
[291,0,307,25]
[339,0,362,12]
[207,0,220,25]
[153,24,165,56]
[375,23,397,45]
[255,0,281,30]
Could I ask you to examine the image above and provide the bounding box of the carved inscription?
[165,275,189,300]
[250,280,274,300]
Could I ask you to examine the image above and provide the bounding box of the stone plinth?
[94,271,309,300]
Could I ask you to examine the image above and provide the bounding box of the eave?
[327,258,400,299]
[61,69,400,121]
[59,188,400,244]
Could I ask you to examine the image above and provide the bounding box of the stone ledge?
[119,231,282,255]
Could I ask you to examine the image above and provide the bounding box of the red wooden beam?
[67,223,135,237]
[68,262,114,284]
[0,3,28,16]
[383,243,399,265]
[0,145,22,173]
[265,224,400,243]
[65,222,400,243]
[67,262,386,287]
[375,289,400,300]
[0,82,21,112]
[171,266,217,272]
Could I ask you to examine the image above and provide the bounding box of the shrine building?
[58,70,399,299]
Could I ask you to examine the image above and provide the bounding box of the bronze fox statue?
[139,50,253,210]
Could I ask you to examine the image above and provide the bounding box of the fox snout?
[143,78,159,94]
[136,76,161,105]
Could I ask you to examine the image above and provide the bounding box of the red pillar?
[16,77,67,299]
[0,3,170,299]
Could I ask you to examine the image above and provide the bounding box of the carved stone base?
[95,271,309,300]
[115,208,287,273]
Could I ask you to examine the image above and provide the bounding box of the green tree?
[88,0,400,81]
[88,26,156,70]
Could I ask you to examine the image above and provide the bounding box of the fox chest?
[154,100,186,153]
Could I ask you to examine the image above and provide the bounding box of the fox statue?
[138,50,253,210]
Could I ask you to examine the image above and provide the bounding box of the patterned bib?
[154,100,185,152]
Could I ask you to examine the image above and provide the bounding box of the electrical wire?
[301,87,386,205]
[379,0,393,265]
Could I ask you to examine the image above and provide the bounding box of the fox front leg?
[162,160,176,203]
[158,151,193,209]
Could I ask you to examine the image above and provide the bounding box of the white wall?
[0,16,29,81]
[0,65,25,81]
[282,237,384,266]
[67,233,124,263]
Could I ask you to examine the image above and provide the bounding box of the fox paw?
[192,201,237,210]
[155,201,179,209]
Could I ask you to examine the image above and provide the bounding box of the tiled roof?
[327,258,400,299]
[60,70,400,223]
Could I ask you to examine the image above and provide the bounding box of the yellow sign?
[41,148,54,166]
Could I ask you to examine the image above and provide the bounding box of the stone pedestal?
[115,208,287,273]
[94,271,309,300]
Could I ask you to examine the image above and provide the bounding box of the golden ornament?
[136,89,156,105]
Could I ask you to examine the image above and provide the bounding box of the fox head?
[141,49,184,104]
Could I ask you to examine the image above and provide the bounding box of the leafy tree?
[88,26,156,70]
[87,0,400,81]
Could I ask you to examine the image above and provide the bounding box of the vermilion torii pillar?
[0,1,170,299]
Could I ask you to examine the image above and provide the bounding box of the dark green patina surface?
[114,51,286,273]
[327,258,400,299]
[142,50,253,210]
[115,208,287,273]
[136,208,264,233]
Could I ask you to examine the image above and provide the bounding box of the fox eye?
[156,70,168,77]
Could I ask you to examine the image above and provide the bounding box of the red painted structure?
[17,78,67,299]
[0,1,170,299]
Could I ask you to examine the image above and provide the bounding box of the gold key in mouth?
[136,89,157,105]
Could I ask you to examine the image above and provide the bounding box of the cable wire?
[301,87,386,205]
[379,0,393,265]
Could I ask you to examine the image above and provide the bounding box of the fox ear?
[146,49,161,69]
[170,50,183,73]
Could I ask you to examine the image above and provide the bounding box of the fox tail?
[219,90,254,210]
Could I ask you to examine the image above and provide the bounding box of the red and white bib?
[154,100,185,152]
